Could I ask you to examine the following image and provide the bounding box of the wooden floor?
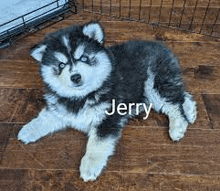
[1,10,220,190]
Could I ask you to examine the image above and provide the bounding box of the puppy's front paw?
[80,154,107,182]
[169,118,188,142]
[18,122,40,144]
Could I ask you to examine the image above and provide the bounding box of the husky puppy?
[18,21,197,182]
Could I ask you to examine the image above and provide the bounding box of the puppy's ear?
[82,22,105,44]
[30,44,47,62]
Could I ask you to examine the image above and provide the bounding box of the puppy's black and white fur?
[18,22,197,182]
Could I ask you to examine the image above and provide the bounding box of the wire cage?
[0,0,77,49]
[0,0,219,49]
[81,0,220,38]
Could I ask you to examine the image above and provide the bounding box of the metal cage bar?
[138,0,142,21]
[158,0,164,24]
[199,0,211,33]
[189,0,199,31]
[179,0,187,28]
[168,0,175,27]
[211,8,220,36]
[81,0,220,38]
[148,0,153,24]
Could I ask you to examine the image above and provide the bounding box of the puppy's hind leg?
[182,92,197,124]
[144,69,197,141]
[162,103,189,141]
[167,92,197,141]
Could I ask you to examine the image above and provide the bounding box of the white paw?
[183,93,197,124]
[169,127,186,141]
[169,118,188,141]
[18,122,41,144]
[80,154,107,182]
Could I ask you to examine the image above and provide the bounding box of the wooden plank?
[1,168,220,191]
[190,94,212,129]
[3,126,220,176]
[26,172,220,191]
[0,89,44,123]
[202,94,220,129]
[183,65,220,94]
[2,126,86,170]
[0,169,32,191]
[0,60,43,89]
[9,89,44,123]
[117,127,220,175]
[0,89,25,123]
[0,124,12,163]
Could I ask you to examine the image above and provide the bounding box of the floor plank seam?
[201,94,214,130]
[19,143,45,169]
[9,103,20,123]
[2,166,220,178]
[0,136,11,164]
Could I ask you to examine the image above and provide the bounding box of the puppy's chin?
[50,83,91,99]
[70,83,84,88]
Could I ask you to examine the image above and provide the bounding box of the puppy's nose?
[70,74,81,84]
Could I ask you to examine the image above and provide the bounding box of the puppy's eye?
[59,62,66,69]
[80,55,89,63]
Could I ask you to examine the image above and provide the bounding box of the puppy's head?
[30,22,112,98]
